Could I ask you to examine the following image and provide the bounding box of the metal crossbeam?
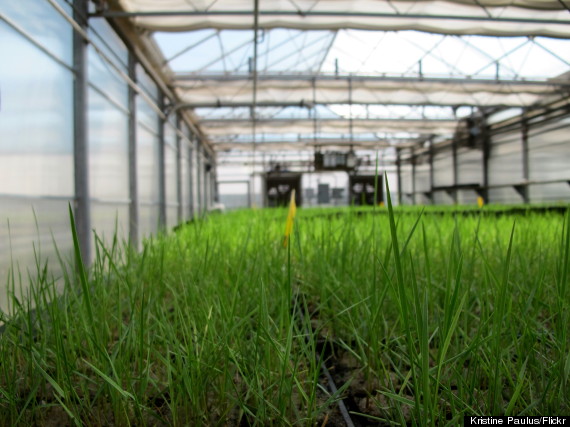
[94,10,570,27]
[202,117,456,124]
[173,72,570,87]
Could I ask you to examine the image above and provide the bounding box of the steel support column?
[158,97,166,229]
[481,119,491,203]
[521,116,530,203]
[196,142,202,215]
[128,53,139,248]
[73,0,91,265]
[411,147,417,205]
[188,135,195,218]
[396,148,402,205]
[176,115,183,222]
[428,139,435,204]
[452,138,458,204]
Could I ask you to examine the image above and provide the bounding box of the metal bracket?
[513,184,527,200]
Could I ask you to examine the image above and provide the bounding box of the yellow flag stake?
[283,190,297,315]
[477,196,485,208]
[283,189,297,248]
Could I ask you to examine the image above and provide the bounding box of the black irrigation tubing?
[294,293,356,427]
[319,355,357,427]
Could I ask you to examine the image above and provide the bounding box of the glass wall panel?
[88,18,128,73]
[165,127,178,205]
[415,163,430,193]
[433,151,453,187]
[87,45,128,110]
[136,95,159,131]
[399,163,414,205]
[167,207,178,229]
[488,131,523,186]
[0,8,74,301]
[433,191,453,204]
[165,140,179,229]
[195,147,202,214]
[219,183,250,209]
[1,0,72,66]
[488,187,523,204]
[139,204,160,240]
[0,22,74,197]
[457,189,479,205]
[90,203,129,247]
[137,125,160,203]
[528,119,570,181]
[190,145,197,216]
[0,198,73,312]
[180,141,190,219]
[136,63,159,102]
[88,88,129,201]
[529,183,570,203]
[457,147,483,185]
[87,17,130,244]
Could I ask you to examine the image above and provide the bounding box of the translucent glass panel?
[457,148,483,185]
[137,124,160,204]
[488,187,523,204]
[88,18,128,73]
[399,164,413,194]
[165,127,179,205]
[433,191,453,204]
[219,183,249,209]
[87,17,130,243]
[527,118,570,202]
[180,144,190,219]
[415,164,430,193]
[488,132,523,185]
[205,171,212,209]
[87,45,128,110]
[90,203,129,247]
[167,207,178,229]
[194,149,202,213]
[0,6,74,304]
[0,21,74,197]
[137,120,160,238]
[528,119,570,181]
[136,93,159,130]
[433,151,453,187]
[529,183,570,203]
[136,63,159,103]
[0,198,73,312]
[139,204,160,240]
[1,0,72,66]
[188,146,197,217]
[165,141,179,229]
[457,189,479,205]
[88,88,129,201]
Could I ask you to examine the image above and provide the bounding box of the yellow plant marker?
[477,196,484,208]
[283,189,297,248]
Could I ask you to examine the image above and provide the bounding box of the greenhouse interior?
[1,0,570,425]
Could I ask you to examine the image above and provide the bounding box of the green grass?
[0,198,569,425]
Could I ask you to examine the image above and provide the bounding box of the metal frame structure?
[0,0,219,271]
[86,3,570,202]
[396,98,570,204]
[2,0,570,283]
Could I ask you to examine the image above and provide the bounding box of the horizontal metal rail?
[174,72,570,88]
[201,118,459,124]
[177,100,520,109]
[93,9,570,27]
[404,178,570,198]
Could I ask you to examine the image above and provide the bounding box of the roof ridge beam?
[172,73,570,87]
